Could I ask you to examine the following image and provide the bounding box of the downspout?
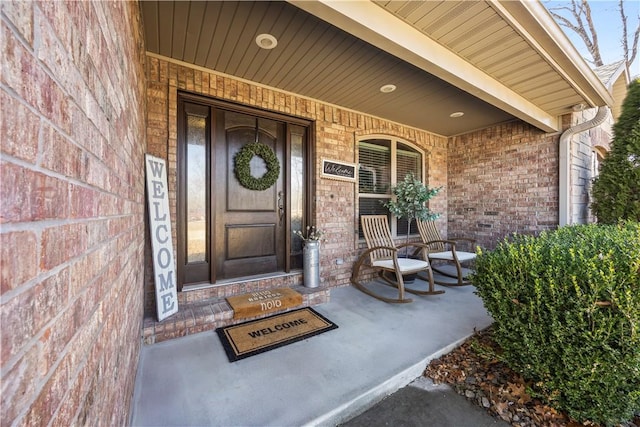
[558,106,610,227]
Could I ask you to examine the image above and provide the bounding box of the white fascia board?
[605,62,630,91]
[500,0,614,108]
[289,0,559,132]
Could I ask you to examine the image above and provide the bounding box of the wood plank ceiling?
[141,1,597,136]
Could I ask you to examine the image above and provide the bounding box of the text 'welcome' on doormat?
[216,307,338,362]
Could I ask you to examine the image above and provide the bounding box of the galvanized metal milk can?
[303,240,320,288]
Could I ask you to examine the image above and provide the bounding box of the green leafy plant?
[383,173,441,248]
[472,223,640,425]
[233,142,280,191]
[591,78,640,223]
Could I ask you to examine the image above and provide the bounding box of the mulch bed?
[423,327,640,427]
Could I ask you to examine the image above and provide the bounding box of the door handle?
[278,191,284,225]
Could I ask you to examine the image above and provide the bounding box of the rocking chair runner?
[351,215,444,303]
[416,220,477,286]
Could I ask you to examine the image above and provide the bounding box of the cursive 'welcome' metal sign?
[321,158,356,182]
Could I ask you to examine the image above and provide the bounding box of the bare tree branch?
[548,0,603,66]
[619,0,629,62]
[631,24,639,67]
[619,0,639,67]
[581,0,603,66]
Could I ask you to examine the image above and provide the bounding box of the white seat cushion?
[428,251,476,263]
[372,258,430,273]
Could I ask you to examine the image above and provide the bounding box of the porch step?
[142,286,331,345]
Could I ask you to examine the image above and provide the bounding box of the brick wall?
[1,2,146,425]
[145,56,448,314]
[448,121,560,250]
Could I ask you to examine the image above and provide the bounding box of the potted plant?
[383,173,441,281]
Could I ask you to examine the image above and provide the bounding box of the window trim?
[357,135,426,238]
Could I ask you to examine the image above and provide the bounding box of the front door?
[178,95,310,288]
[214,111,286,280]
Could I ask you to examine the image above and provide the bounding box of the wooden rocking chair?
[416,220,477,286]
[351,215,444,303]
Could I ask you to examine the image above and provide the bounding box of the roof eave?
[499,0,615,109]
[290,0,617,133]
[289,0,559,132]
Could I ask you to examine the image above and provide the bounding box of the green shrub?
[472,223,640,425]
[591,78,640,223]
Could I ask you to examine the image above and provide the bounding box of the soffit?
[372,0,612,114]
[141,0,612,136]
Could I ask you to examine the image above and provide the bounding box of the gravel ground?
[423,328,640,427]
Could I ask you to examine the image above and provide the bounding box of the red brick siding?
[1,2,146,425]
[145,57,448,314]
[448,121,560,249]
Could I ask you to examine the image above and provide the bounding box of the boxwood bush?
[472,222,640,425]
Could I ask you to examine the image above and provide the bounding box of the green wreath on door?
[233,142,280,191]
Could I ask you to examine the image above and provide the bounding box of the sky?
[544,0,640,77]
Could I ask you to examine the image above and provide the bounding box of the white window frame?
[357,135,425,238]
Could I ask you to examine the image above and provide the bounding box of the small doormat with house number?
[226,287,303,320]
[216,307,338,362]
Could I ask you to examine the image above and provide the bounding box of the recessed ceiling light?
[255,33,277,50]
[449,111,464,118]
[379,84,396,93]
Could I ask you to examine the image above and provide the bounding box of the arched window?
[591,146,607,179]
[357,136,425,238]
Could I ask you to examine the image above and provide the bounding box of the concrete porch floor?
[130,280,493,426]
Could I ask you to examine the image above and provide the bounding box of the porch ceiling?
[141,0,613,136]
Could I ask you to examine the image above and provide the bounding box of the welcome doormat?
[216,307,338,362]
[226,287,303,319]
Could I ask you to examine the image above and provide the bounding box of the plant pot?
[389,272,417,284]
[402,273,417,284]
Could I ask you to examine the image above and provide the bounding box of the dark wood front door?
[214,111,286,280]
[178,94,311,289]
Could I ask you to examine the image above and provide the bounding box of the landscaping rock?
[424,327,640,427]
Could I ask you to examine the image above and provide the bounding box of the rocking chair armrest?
[449,237,477,245]
[396,242,432,251]
[422,239,459,249]
[397,242,434,261]
[409,246,425,258]
[421,239,469,258]
[357,245,399,261]
[447,238,478,253]
[367,245,398,253]
[352,245,401,271]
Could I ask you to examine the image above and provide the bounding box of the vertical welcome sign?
[145,154,178,321]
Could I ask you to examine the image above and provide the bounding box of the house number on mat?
[261,300,282,311]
